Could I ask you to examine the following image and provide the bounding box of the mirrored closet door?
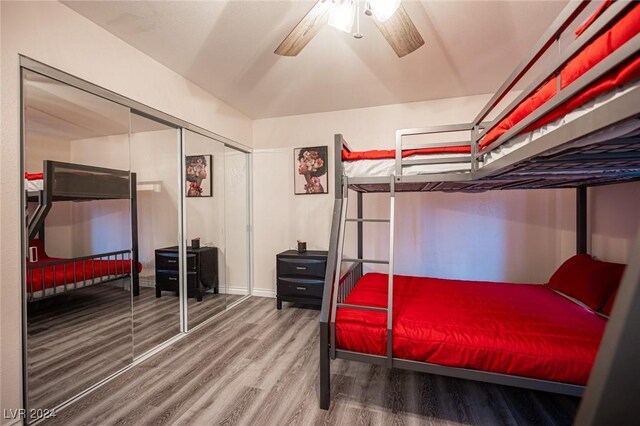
[22,63,253,419]
[23,71,134,415]
[184,130,227,329]
[130,113,181,356]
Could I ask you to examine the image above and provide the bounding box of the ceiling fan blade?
[372,5,425,58]
[275,1,332,56]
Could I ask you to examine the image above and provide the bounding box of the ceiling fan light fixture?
[369,0,401,22]
[328,0,356,33]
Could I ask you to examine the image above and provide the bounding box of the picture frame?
[185,154,212,197]
[294,146,329,195]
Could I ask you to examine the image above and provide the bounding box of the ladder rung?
[346,218,390,223]
[342,258,389,265]
[337,303,387,312]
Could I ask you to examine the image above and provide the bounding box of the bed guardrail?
[391,0,640,179]
[395,124,476,177]
[26,249,133,301]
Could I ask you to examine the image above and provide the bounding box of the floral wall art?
[294,146,328,195]
[185,154,212,197]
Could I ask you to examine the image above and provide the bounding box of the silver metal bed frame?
[320,0,640,410]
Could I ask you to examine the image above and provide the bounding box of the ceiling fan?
[275,0,424,58]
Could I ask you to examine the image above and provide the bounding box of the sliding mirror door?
[23,71,134,417]
[184,130,227,329]
[225,146,251,301]
[130,113,181,356]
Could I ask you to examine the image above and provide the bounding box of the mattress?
[25,172,44,192]
[335,273,607,385]
[343,3,640,178]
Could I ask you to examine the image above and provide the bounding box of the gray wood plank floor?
[28,283,240,412]
[42,296,580,426]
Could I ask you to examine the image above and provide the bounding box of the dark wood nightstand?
[276,250,328,310]
[155,246,218,301]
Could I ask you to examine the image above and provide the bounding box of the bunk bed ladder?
[330,176,396,367]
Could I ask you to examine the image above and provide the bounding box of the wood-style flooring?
[28,283,240,413]
[43,297,581,426]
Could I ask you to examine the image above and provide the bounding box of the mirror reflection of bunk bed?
[25,160,140,301]
[320,0,640,415]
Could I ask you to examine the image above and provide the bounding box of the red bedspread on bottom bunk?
[335,273,607,385]
[27,257,140,294]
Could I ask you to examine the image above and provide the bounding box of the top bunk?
[25,160,131,202]
[338,0,640,193]
[25,160,133,241]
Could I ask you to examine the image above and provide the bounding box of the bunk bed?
[320,0,640,410]
[25,160,141,301]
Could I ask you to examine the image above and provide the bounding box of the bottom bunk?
[323,254,624,407]
[337,271,612,386]
[26,239,142,301]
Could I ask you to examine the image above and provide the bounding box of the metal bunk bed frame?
[320,0,640,410]
[25,160,140,299]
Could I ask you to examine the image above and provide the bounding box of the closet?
[21,63,251,421]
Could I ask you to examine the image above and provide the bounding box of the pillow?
[547,254,625,311]
[600,288,618,316]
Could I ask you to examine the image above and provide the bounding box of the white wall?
[70,133,131,257]
[591,183,640,262]
[25,134,74,258]
[69,129,180,269]
[0,2,251,419]
[184,131,227,291]
[131,130,180,276]
[252,96,640,295]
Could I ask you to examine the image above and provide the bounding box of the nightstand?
[155,246,218,301]
[276,250,328,310]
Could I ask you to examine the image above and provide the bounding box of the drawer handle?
[167,259,177,264]
[168,277,177,281]
[296,266,307,270]
[296,286,306,291]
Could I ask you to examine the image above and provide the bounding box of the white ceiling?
[62,0,568,119]
[25,71,169,141]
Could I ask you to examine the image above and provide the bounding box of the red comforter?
[335,273,607,385]
[342,3,640,161]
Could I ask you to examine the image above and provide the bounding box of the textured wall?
[252,97,640,295]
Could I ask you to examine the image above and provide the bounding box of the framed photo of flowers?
[294,146,329,195]
[185,154,212,197]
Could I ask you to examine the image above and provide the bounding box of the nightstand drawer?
[277,257,326,278]
[277,277,324,298]
[155,253,196,271]
[156,270,197,289]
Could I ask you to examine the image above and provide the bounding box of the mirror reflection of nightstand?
[155,246,218,301]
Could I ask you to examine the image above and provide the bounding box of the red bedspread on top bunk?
[25,172,44,180]
[342,3,640,161]
[335,273,607,385]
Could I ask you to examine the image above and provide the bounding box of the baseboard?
[252,288,276,298]
[225,286,250,296]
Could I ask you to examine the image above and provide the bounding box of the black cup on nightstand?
[297,241,307,253]
[191,239,200,249]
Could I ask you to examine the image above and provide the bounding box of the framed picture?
[294,146,329,195]
[185,154,212,197]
